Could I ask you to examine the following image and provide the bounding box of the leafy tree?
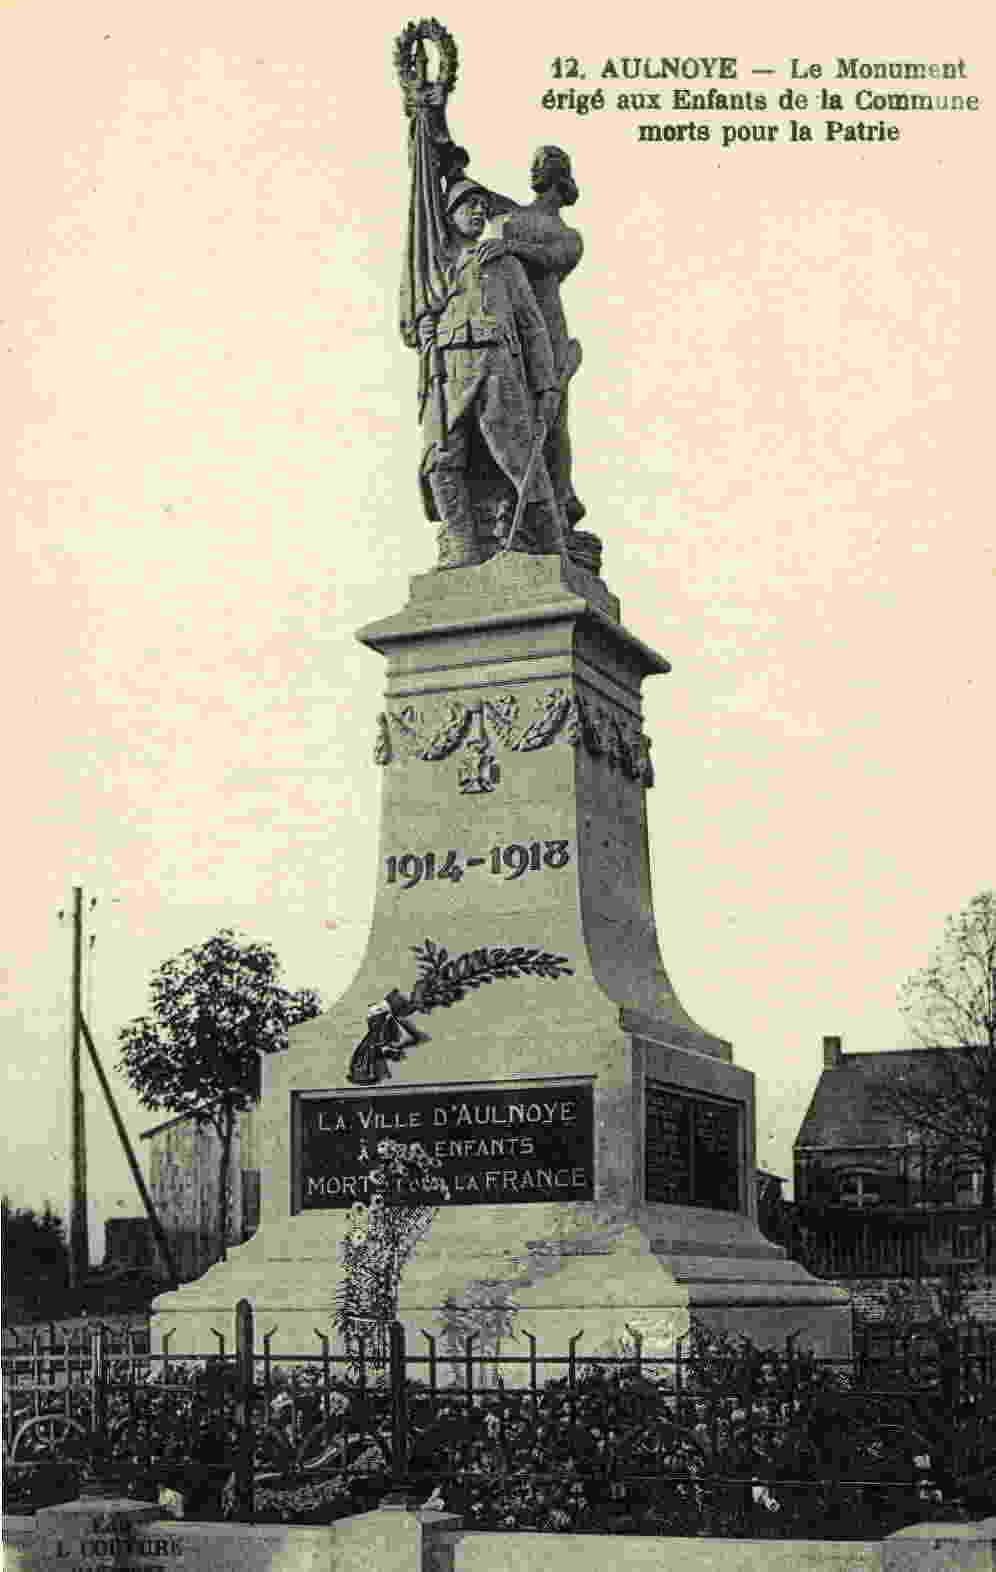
[2,1198,69,1319]
[879,891,996,1209]
[118,930,322,1259]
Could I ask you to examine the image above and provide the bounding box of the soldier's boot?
[564,490,587,526]
[429,469,488,569]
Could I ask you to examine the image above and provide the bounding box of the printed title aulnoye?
[585,56,969,80]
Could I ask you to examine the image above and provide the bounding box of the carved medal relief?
[373,687,654,795]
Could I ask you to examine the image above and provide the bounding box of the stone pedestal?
[32,1498,165,1571]
[153,554,849,1362]
[883,1522,996,1572]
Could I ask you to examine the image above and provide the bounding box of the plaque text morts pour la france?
[294,1083,594,1209]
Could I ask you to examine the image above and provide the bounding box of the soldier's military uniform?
[418,181,561,568]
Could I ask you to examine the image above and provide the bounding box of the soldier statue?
[396,21,598,574]
[416,180,563,568]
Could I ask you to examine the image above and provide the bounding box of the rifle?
[502,337,581,556]
[503,418,549,554]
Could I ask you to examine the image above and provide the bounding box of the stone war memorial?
[153,19,850,1366]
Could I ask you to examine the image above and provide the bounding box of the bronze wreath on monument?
[394,18,467,205]
[394,18,460,102]
[347,938,573,1085]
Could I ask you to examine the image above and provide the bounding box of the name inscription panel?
[295,1082,594,1209]
[645,1085,740,1211]
[48,1511,184,1572]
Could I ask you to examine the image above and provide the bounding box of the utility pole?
[68,885,90,1287]
[79,1015,179,1286]
[59,887,178,1288]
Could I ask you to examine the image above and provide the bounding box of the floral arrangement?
[334,1139,450,1364]
[7,1318,995,1531]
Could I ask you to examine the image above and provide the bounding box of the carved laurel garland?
[375,688,654,789]
[481,690,573,753]
[567,693,655,786]
[384,702,472,762]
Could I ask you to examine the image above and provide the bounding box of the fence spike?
[624,1322,644,1372]
[495,1329,535,1409]
[420,1330,438,1394]
[463,1332,478,1398]
[15,1305,994,1528]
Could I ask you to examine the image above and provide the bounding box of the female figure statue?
[480,146,587,533]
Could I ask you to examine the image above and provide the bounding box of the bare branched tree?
[879,892,996,1207]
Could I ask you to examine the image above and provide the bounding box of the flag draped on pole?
[395,21,467,442]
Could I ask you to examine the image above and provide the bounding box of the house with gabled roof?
[792,1036,993,1280]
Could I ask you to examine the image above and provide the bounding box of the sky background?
[3,0,992,1258]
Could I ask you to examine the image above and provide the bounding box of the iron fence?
[4,1307,996,1536]
[778,1207,996,1281]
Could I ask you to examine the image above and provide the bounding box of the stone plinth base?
[153,555,851,1373]
[394,1212,852,1380]
[7,1508,464,1572]
[883,1522,996,1572]
[153,1206,850,1372]
[32,1498,163,1572]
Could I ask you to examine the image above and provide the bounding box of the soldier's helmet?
[444,178,489,217]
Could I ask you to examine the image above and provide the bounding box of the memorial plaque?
[294,1082,594,1209]
[692,1098,740,1210]
[645,1086,692,1203]
[645,1085,740,1210]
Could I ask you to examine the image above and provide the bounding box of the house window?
[838,1172,882,1209]
[954,1169,983,1207]
[956,1224,982,1260]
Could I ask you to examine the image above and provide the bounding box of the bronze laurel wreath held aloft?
[394,18,460,101]
[393,19,467,183]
